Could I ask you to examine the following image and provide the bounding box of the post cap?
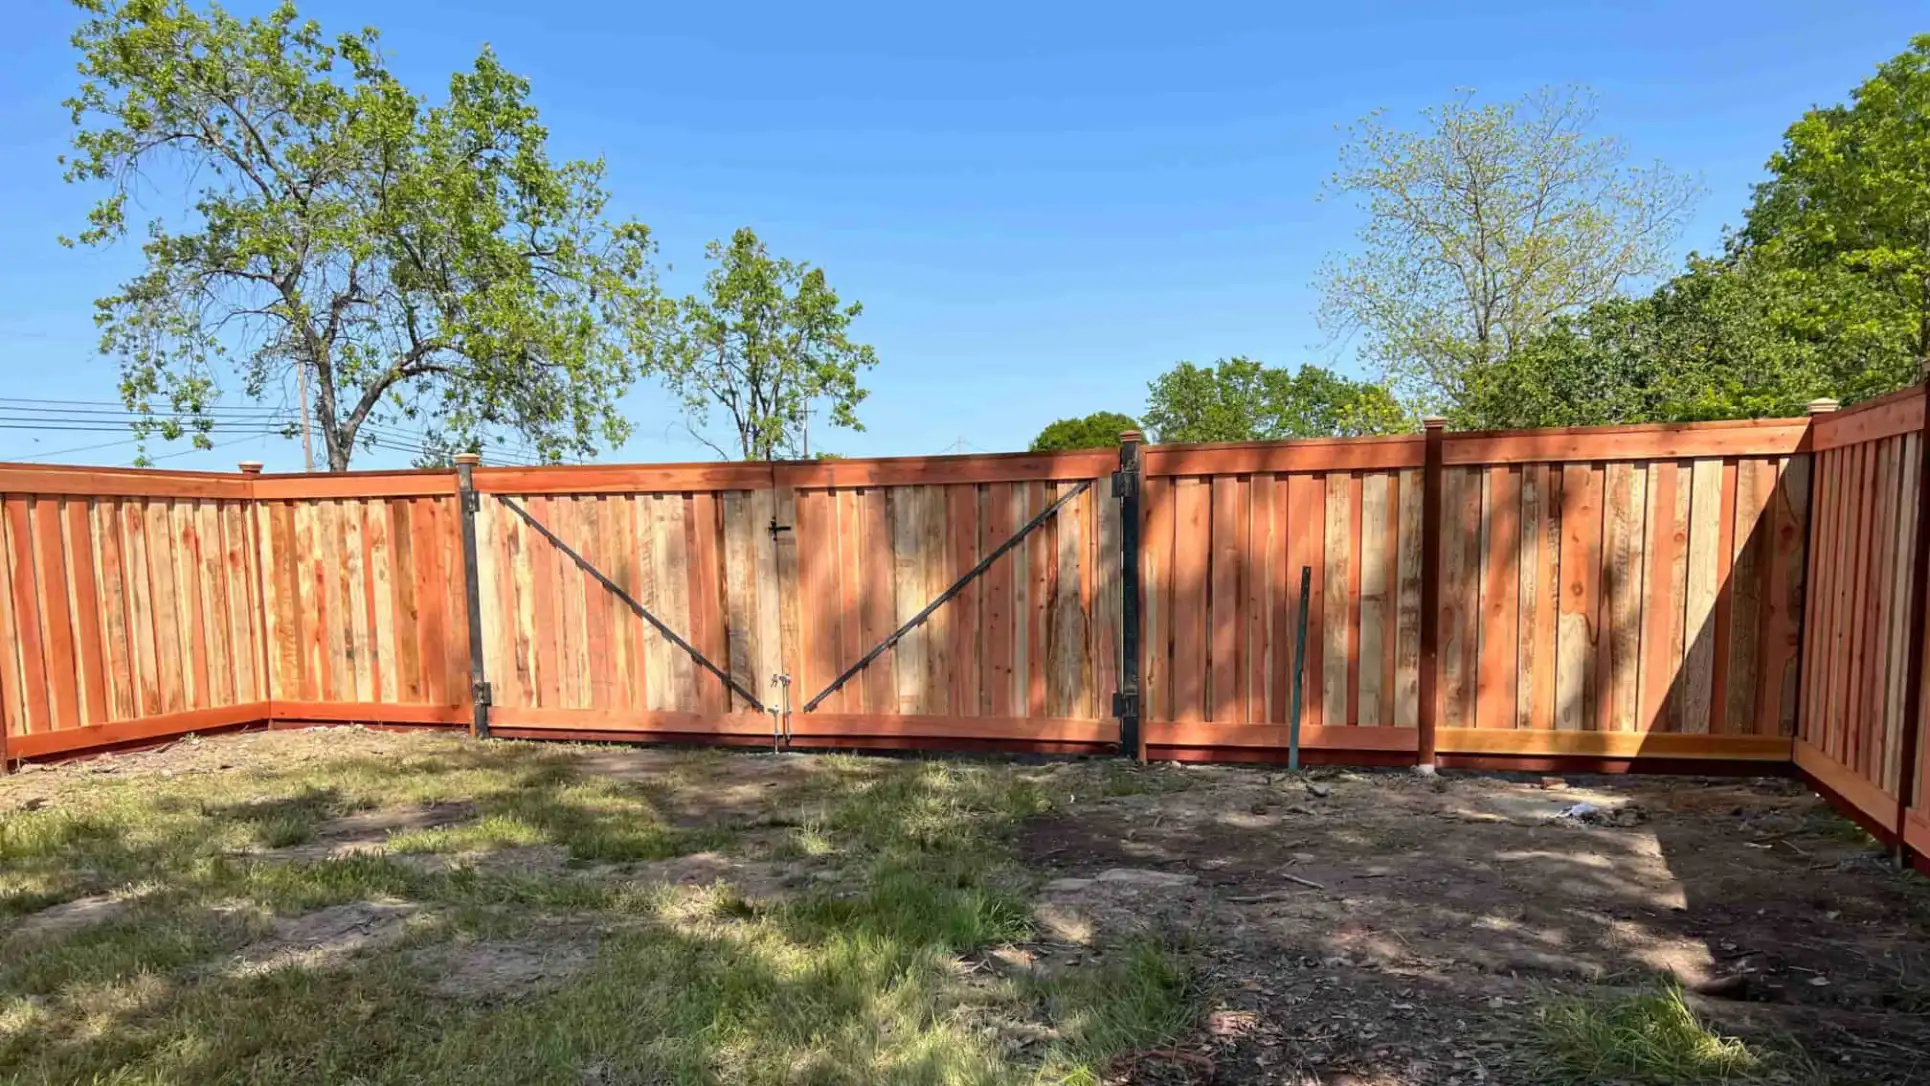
[1421,416,1447,430]
[1805,398,1840,415]
[236,461,264,475]
[1118,429,1144,445]
[453,452,482,466]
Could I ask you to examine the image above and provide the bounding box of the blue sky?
[0,0,1921,469]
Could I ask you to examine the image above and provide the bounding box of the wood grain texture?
[1726,459,1772,735]
[1394,470,1423,728]
[1171,477,1209,722]
[1556,465,1602,732]
[1211,475,1243,722]
[1682,459,1725,736]
[1477,467,1520,730]
[1766,456,1809,739]
[1323,476,1353,727]
[1358,474,1391,726]
[1142,477,1173,723]
[1603,462,1647,732]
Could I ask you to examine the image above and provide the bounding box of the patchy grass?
[1535,982,1767,1084]
[0,733,1197,1084]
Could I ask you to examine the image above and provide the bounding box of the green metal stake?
[1289,565,1311,771]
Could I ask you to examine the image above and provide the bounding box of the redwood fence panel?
[0,467,266,758]
[5,404,1930,873]
[1794,389,1930,858]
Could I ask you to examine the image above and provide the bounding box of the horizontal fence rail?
[1,405,1928,871]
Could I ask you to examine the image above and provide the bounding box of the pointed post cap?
[236,461,264,475]
[1806,398,1840,415]
[1118,429,1144,445]
[453,452,482,466]
[1421,416,1447,430]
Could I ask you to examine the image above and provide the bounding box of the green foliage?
[1457,37,1930,429]
[1741,34,1930,381]
[1318,87,1698,412]
[659,228,878,461]
[1027,411,1139,452]
[1142,357,1406,443]
[1535,982,1765,1084]
[62,0,663,469]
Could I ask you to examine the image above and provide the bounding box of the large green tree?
[659,228,877,461]
[1027,411,1140,453]
[1458,37,1930,428]
[1142,358,1405,443]
[63,0,663,469]
[1318,87,1699,412]
[1740,34,1930,388]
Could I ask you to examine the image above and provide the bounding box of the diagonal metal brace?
[494,494,766,713]
[800,477,1095,713]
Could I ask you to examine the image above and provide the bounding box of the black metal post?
[454,453,491,739]
[1116,430,1144,759]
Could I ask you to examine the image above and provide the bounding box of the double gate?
[463,445,1139,754]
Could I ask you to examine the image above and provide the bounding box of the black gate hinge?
[1111,688,1139,720]
[768,518,793,538]
[473,679,493,707]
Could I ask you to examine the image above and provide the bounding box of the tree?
[659,228,876,460]
[1455,256,1842,428]
[1028,411,1139,453]
[62,0,663,470]
[1739,35,1930,389]
[1142,358,1406,443]
[1317,87,1699,412]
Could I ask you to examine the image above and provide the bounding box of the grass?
[1534,981,1766,1085]
[0,734,1197,1085]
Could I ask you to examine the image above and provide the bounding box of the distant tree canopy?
[1143,358,1406,443]
[657,228,878,460]
[1028,411,1139,452]
[1317,87,1698,415]
[1449,37,1930,428]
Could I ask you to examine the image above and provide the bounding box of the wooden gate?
[465,452,1122,752]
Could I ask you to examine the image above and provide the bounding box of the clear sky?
[0,0,1922,470]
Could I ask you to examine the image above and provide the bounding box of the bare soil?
[1018,763,1930,1084]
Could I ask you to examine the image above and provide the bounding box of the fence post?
[1417,417,1446,773]
[453,453,491,739]
[1894,386,1930,870]
[1115,429,1144,760]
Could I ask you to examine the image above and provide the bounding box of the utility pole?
[296,363,316,472]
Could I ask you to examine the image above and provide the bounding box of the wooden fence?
[1794,390,1930,860]
[0,406,1927,867]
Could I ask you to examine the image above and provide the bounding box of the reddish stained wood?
[268,502,301,705]
[796,490,833,708]
[1478,467,1520,730]
[858,488,893,715]
[1726,460,1771,736]
[1444,418,1808,465]
[1530,467,1562,731]
[1708,460,1740,733]
[1640,464,1681,731]
[0,467,251,501]
[1026,481,1051,718]
[1810,452,1843,750]
[1246,475,1274,725]
[1285,473,1326,727]
[981,484,1016,717]
[1380,472,1402,725]
[94,499,136,721]
[948,484,982,718]
[181,502,215,708]
[1346,474,1364,725]
[202,503,235,706]
[583,499,615,710]
[1147,437,1422,477]
[1143,477,1174,723]
[1859,445,1892,778]
[1209,475,1243,722]
[1762,457,1809,738]
[689,492,726,719]
[3,499,51,733]
[1826,449,1857,762]
[1269,475,1292,724]
[27,500,80,731]
[61,500,108,725]
[1843,446,1874,765]
[416,498,450,706]
[147,501,186,714]
[1170,477,1209,723]
[1557,464,1603,732]
[1438,469,1477,729]
[1808,392,1925,451]
[388,500,424,702]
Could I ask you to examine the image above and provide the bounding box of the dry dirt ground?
[1018,762,1930,1084]
[3,729,1929,1084]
